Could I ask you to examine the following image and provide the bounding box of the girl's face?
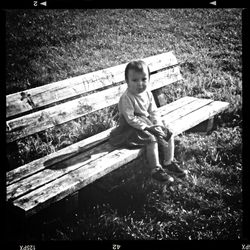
[126,67,149,95]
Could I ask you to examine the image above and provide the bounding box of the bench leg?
[6,204,30,240]
[187,117,214,134]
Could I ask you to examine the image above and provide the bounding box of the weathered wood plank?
[7,128,113,186]
[12,147,144,216]
[7,67,182,143]
[7,51,179,119]
[167,100,229,135]
[157,96,197,116]
[7,142,113,202]
[160,98,214,125]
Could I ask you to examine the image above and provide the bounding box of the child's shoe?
[151,167,174,183]
[163,161,187,178]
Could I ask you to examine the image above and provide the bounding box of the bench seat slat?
[8,97,229,216]
[7,51,179,119]
[168,100,229,135]
[157,96,197,115]
[160,98,214,123]
[7,67,182,143]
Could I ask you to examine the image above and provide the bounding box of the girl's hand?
[145,125,165,137]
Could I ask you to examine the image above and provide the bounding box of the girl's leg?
[161,135,187,177]
[146,141,161,169]
[146,141,174,182]
[162,135,174,166]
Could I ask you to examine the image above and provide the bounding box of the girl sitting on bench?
[110,60,187,183]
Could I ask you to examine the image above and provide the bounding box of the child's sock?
[163,160,172,166]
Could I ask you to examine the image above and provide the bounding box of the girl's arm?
[119,94,149,130]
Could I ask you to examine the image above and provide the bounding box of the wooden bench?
[6,51,229,218]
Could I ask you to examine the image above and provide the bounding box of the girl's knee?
[148,133,157,142]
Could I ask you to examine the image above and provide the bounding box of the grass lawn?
[5,9,243,241]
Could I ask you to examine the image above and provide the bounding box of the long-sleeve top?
[118,88,163,130]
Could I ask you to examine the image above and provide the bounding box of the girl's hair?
[125,60,150,82]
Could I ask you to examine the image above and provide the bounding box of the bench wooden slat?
[7,142,112,201]
[160,98,214,124]
[7,51,179,119]
[157,96,197,115]
[8,97,229,216]
[168,100,229,135]
[7,128,113,186]
[7,67,182,143]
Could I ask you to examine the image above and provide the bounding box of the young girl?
[110,60,186,183]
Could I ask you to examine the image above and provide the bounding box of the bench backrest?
[6,51,182,144]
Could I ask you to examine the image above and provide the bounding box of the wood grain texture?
[167,100,229,135]
[160,98,214,124]
[157,96,197,116]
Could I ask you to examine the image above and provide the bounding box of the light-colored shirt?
[118,88,163,130]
